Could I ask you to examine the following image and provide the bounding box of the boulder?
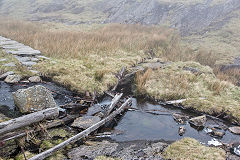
[28,76,42,83]
[189,115,206,127]
[13,85,57,113]
[71,116,101,129]
[4,75,21,83]
[0,71,14,80]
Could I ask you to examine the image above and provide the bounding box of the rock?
[183,67,200,74]
[12,85,58,113]
[0,71,14,80]
[28,76,42,83]
[0,58,7,62]
[229,126,240,135]
[207,138,223,146]
[189,115,207,127]
[15,56,31,62]
[4,75,21,83]
[68,141,118,160]
[71,116,101,129]
[3,62,16,67]
[231,142,240,157]
[172,113,188,124]
[21,61,37,66]
[178,126,186,136]
[37,55,50,60]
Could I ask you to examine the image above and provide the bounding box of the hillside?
[0,0,240,64]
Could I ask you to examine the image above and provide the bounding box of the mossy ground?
[135,61,240,123]
[163,137,226,160]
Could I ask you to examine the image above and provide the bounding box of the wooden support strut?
[29,98,131,160]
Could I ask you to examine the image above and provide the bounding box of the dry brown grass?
[135,68,152,94]
[0,18,181,93]
[0,18,176,59]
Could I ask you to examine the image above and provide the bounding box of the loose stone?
[4,75,21,83]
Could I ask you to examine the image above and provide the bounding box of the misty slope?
[0,0,240,63]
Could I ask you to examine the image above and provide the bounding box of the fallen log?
[0,114,77,142]
[106,93,123,116]
[0,107,59,135]
[29,98,131,160]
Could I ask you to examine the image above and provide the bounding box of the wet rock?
[4,75,21,83]
[28,76,41,83]
[68,141,118,160]
[205,127,225,138]
[189,115,206,127]
[71,116,101,129]
[12,85,58,113]
[86,104,103,116]
[0,71,14,80]
[3,62,16,67]
[178,126,186,136]
[172,113,188,124]
[229,126,240,135]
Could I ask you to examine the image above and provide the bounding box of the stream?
[1,80,239,146]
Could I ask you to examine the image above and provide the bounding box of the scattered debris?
[178,126,186,136]
[189,115,206,127]
[229,126,240,135]
[207,138,222,147]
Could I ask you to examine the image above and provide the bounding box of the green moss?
[48,128,68,138]
[15,151,35,160]
[40,140,54,150]
[135,61,240,123]
[163,138,226,160]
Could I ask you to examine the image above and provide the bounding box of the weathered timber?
[0,114,77,142]
[0,107,59,135]
[29,98,131,160]
[106,93,123,116]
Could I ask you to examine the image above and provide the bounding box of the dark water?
[1,81,240,145]
[98,97,240,144]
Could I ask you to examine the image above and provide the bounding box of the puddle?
[97,97,240,144]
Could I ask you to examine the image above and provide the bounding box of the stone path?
[0,36,49,72]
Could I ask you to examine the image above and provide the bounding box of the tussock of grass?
[135,61,240,123]
[163,137,226,160]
